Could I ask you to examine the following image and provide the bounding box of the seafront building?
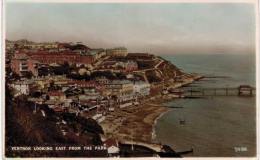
[104,80,135,103]
[133,81,151,97]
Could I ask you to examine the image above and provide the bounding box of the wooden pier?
[184,85,255,97]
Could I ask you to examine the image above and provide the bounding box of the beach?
[100,97,170,143]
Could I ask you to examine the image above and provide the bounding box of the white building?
[105,80,134,103]
[95,76,110,84]
[104,138,120,157]
[133,81,151,97]
[10,80,36,96]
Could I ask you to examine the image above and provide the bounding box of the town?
[5,39,200,157]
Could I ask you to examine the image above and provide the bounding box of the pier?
[184,85,255,97]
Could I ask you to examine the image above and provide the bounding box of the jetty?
[183,85,255,97]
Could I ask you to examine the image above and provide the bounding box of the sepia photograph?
[2,0,258,158]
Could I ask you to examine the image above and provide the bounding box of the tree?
[23,71,33,79]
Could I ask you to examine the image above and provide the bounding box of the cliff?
[144,56,185,83]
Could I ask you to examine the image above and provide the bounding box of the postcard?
[2,0,258,158]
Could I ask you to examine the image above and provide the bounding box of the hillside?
[144,56,185,83]
[5,87,106,157]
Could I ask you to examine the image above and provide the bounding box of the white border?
[1,0,4,159]
[255,1,259,160]
[1,0,259,160]
[4,0,258,3]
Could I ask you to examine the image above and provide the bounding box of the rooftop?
[104,138,118,148]
[48,91,65,96]
[110,80,132,85]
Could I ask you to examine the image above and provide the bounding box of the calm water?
[155,54,256,157]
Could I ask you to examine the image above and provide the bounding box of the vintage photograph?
[4,1,257,158]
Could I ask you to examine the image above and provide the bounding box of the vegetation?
[5,86,106,157]
[146,70,162,83]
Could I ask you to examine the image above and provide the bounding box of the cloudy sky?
[6,3,255,54]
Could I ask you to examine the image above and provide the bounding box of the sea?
[155,53,256,157]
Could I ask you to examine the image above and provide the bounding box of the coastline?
[151,108,170,141]
[100,75,203,144]
[99,100,169,142]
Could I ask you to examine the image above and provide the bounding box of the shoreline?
[151,108,170,141]
[100,75,202,143]
[99,100,169,143]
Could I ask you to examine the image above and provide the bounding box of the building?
[116,61,138,72]
[95,76,110,84]
[67,80,104,91]
[26,51,94,65]
[11,51,94,76]
[78,92,101,101]
[106,47,128,57]
[104,138,120,157]
[23,42,59,50]
[33,77,51,90]
[98,60,138,72]
[133,81,151,97]
[48,91,66,101]
[105,80,134,103]
[10,80,37,96]
[10,53,38,76]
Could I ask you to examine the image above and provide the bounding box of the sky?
[6,2,255,55]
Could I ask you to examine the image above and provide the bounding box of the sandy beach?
[100,95,172,143]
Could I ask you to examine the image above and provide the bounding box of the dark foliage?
[5,86,106,157]
[91,71,116,80]
[146,70,162,83]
